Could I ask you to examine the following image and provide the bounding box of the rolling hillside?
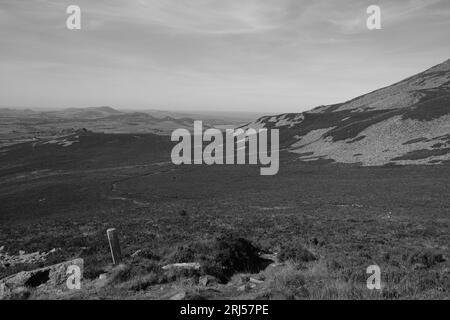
[243,59,450,166]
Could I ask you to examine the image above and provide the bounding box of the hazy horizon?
[0,104,268,117]
[1,0,449,113]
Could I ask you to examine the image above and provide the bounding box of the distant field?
[0,107,257,148]
[0,133,449,299]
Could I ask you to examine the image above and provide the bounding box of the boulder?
[249,277,264,284]
[198,275,218,287]
[162,262,200,271]
[169,291,186,300]
[0,258,83,300]
[0,248,60,267]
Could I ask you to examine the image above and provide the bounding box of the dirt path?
[109,162,179,205]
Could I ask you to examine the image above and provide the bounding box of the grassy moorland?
[0,133,449,299]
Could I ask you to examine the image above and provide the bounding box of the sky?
[0,0,449,113]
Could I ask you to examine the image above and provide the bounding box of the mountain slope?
[243,59,450,165]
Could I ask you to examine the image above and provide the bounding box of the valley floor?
[0,135,449,299]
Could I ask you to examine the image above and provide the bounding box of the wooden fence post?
[107,228,122,265]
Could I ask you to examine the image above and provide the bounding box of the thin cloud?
[0,0,449,112]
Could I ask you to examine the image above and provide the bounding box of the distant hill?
[0,106,260,147]
[0,106,124,119]
[0,107,203,145]
[243,59,450,166]
[46,106,124,119]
